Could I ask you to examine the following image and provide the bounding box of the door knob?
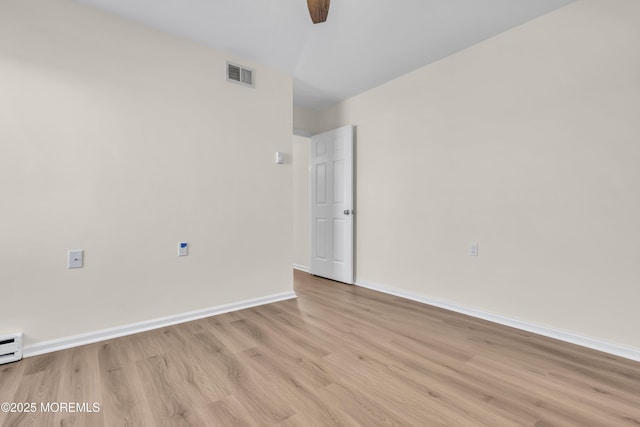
[344,209,351,215]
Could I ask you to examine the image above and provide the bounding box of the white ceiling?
[76,0,574,110]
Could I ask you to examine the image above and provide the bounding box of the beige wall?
[0,0,293,347]
[312,0,640,350]
[293,105,323,136]
[292,135,310,268]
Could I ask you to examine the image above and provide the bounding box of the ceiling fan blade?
[307,0,330,24]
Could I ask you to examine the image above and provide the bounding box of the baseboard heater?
[0,333,23,365]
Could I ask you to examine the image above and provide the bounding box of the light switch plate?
[68,250,84,268]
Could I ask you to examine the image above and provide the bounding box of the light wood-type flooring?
[1,270,640,426]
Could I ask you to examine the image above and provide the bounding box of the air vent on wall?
[0,333,23,365]
[226,61,254,88]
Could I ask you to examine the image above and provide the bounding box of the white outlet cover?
[469,243,479,256]
[68,250,84,268]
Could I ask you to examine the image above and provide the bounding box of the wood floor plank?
[230,320,335,391]
[236,347,349,427]
[192,330,295,425]
[135,352,207,426]
[316,382,414,427]
[98,341,152,427]
[1,351,67,427]
[52,344,105,427]
[204,395,260,427]
[0,359,24,404]
[1,270,639,426]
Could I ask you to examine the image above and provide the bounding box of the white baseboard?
[293,264,309,273]
[356,279,640,362]
[23,291,297,358]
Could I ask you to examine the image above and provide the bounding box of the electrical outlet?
[469,242,478,257]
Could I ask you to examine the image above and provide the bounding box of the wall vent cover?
[226,62,255,88]
[0,333,23,365]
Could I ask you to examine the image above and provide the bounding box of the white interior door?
[309,125,354,284]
